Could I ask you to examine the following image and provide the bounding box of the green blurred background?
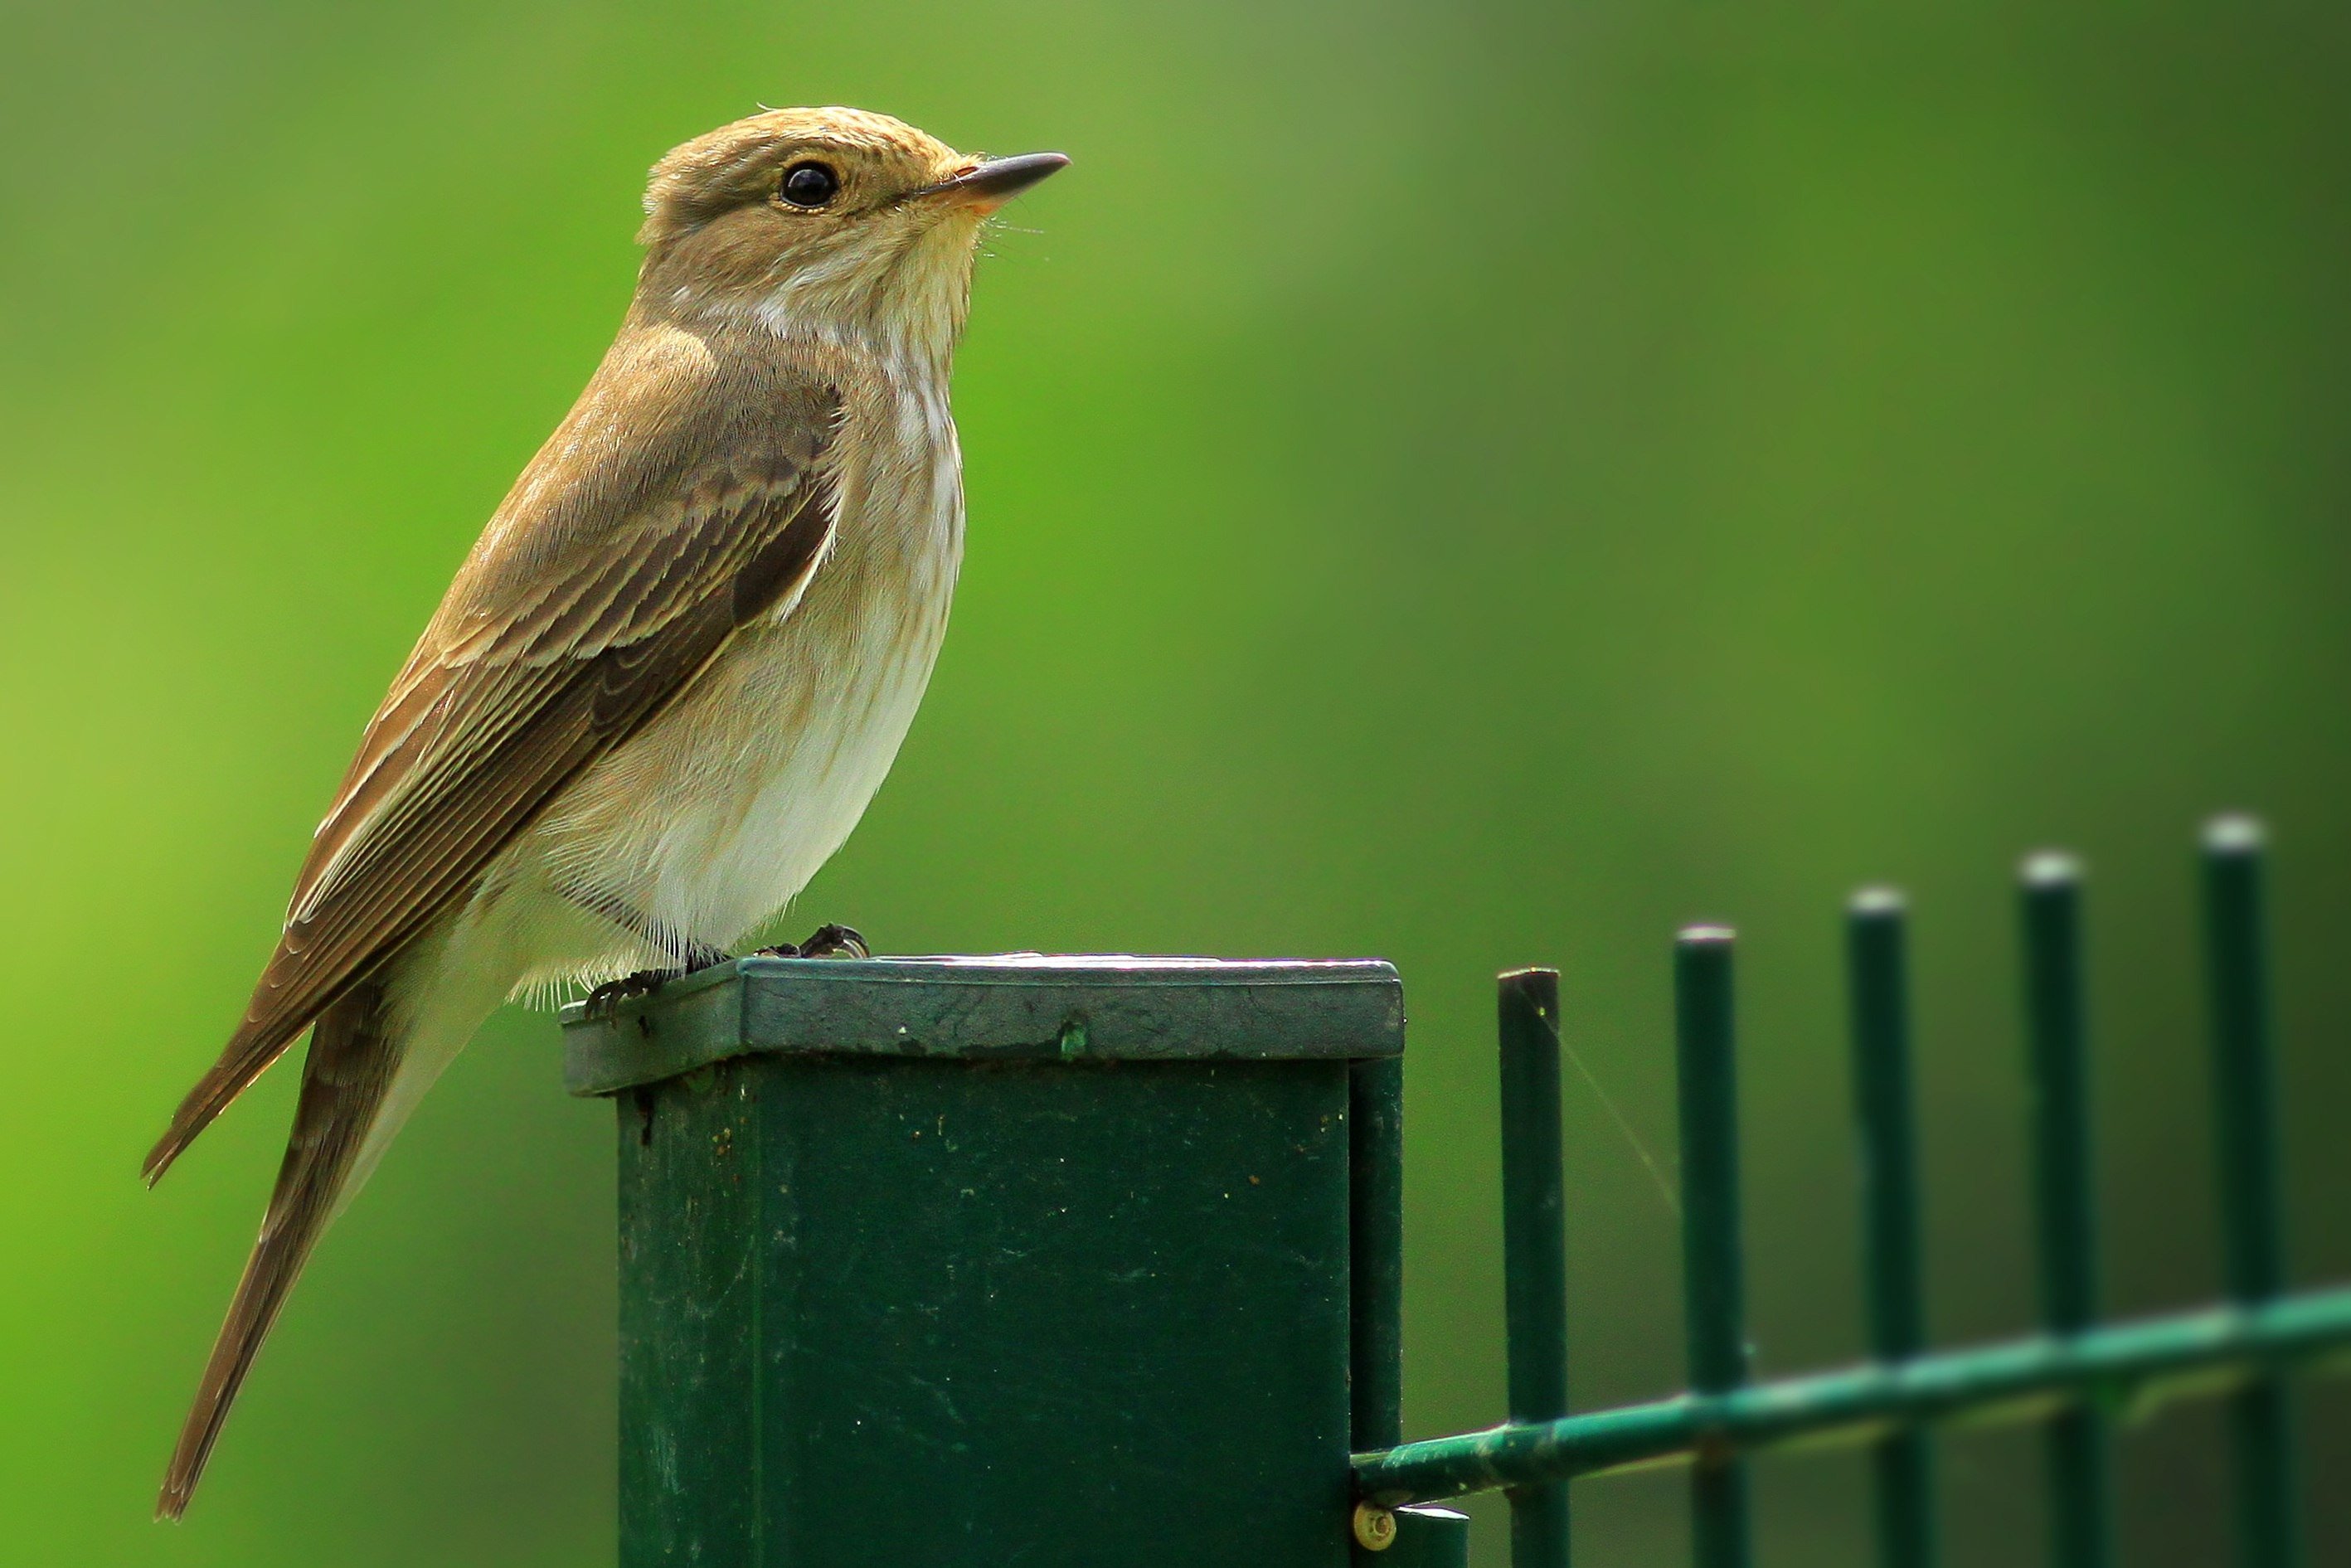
[4,2,2349,1563]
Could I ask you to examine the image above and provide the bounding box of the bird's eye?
[777,162,841,209]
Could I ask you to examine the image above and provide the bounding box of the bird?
[143,106,1066,1518]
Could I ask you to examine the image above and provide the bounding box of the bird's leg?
[581,940,731,1020]
[756,923,871,960]
[563,882,733,1018]
[582,942,732,1020]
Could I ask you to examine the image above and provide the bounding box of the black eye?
[778,162,840,208]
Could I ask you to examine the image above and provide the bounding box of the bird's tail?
[156,980,401,1520]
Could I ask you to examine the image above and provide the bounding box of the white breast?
[512,364,964,974]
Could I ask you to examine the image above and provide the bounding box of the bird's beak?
[915,152,1071,212]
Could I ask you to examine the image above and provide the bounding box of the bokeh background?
[4,2,2348,1563]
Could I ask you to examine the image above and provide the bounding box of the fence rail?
[1350,815,2345,1566]
[1353,1285,2351,1498]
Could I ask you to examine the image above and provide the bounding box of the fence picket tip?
[2020,850,2085,886]
[2202,813,2267,855]
[1848,886,1907,916]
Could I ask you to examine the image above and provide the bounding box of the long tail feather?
[156,980,401,1519]
[143,1011,312,1187]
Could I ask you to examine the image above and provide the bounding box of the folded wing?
[146,355,842,1182]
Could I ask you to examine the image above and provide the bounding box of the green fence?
[1351,815,2346,1566]
[563,814,2348,1565]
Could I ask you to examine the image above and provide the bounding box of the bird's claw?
[584,966,688,1020]
[756,923,871,961]
[583,942,734,1020]
[588,928,864,1018]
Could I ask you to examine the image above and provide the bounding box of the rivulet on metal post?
[561,954,1469,1566]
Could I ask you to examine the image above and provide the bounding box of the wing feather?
[145,353,842,1182]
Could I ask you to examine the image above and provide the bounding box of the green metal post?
[1350,1051,1409,1568]
[1349,1056,1473,1567]
[1498,968,1571,1568]
[567,954,1406,1567]
[2019,852,2115,1568]
[1674,927,1751,1568]
[1846,891,1935,1568]
[2200,816,2304,1568]
[1352,1053,1406,1454]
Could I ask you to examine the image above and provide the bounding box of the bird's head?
[635,107,1066,365]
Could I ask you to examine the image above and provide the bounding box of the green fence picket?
[2019,852,2116,1568]
[1498,968,1571,1567]
[1847,891,1935,1568]
[2201,817,2305,1567]
[1674,928,1751,1568]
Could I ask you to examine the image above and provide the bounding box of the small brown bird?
[145,107,1065,1517]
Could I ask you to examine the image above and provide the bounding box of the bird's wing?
[146,345,842,1182]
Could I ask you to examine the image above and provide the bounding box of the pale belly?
[513,562,952,968]
[476,452,960,992]
[443,352,967,993]
[349,571,951,1183]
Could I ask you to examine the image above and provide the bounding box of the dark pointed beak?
[916,152,1071,211]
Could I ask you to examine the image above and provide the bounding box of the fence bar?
[1847,891,1935,1568]
[1352,1283,2351,1504]
[2019,852,2115,1568]
[1499,968,1571,1568]
[1352,1055,1406,1453]
[2200,816,2303,1567]
[1675,928,1751,1568]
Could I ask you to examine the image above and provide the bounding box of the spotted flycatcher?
[145,107,1066,1517]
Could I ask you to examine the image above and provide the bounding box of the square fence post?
[561,954,1406,1567]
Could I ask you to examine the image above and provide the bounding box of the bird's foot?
[584,968,686,1020]
[583,944,730,1020]
[756,923,871,960]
